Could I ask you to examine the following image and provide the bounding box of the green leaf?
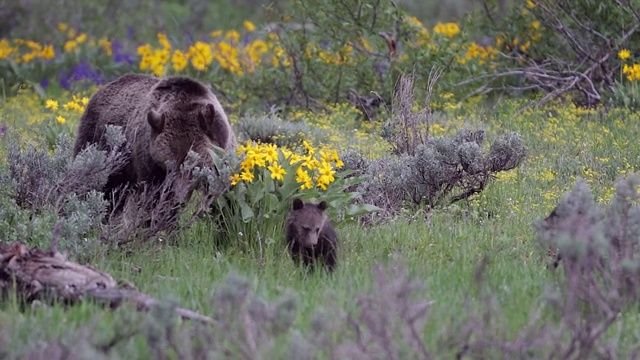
[240,200,255,223]
[264,193,280,214]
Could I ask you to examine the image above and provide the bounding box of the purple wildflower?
[58,61,105,90]
[0,125,6,134]
[112,40,134,64]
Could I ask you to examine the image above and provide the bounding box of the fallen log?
[0,241,215,325]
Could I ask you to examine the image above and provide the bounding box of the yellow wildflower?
[268,162,286,181]
[171,50,189,72]
[41,45,55,59]
[318,161,336,183]
[56,115,66,124]
[224,30,241,44]
[158,33,171,50]
[262,143,278,163]
[240,170,254,182]
[316,177,330,190]
[63,101,82,111]
[230,173,241,186]
[281,147,293,159]
[240,158,255,172]
[302,156,320,170]
[289,153,305,165]
[618,48,631,61]
[243,20,256,32]
[302,140,315,154]
[187,41,213,71]
[45,99,59,111]
[57,23,68,32]
[76,33,88,44]
[296,168,313,190]
[137,44,153,56]
[98,38,112,57]
[63,40,78,53]
[433,22,460,38]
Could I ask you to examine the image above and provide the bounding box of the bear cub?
[285,198,338,272]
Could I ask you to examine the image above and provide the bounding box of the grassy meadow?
[2,0,640,358]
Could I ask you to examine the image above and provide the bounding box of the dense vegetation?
[1,0,640,358]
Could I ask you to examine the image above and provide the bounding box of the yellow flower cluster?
[56,23,111,56]
[135,21,281,76]
[138,33,172,77]
[457,42,499,65]
[231,140,344,191]
[619,48,640,81]
[433,22,460,38]
[44,95,89,125]
[305,42,356,66]
[623,64,640,81]
[0,22,111,62]
[0,39,55,63]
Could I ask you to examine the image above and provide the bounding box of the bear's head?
[145,78,234,170]
[287,198,328,247]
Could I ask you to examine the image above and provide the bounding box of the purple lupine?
[112,40,134,64]
[40,78,49,90]
[58,61,105,90]
[0,125,6,134]
[242,32,251,46]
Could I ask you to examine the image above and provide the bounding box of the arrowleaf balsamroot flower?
[231,140,343,192]
[618,49,631,61]
[268,162,286,181]
[45,99,58,111]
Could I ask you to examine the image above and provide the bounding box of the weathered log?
[0,241,215,325]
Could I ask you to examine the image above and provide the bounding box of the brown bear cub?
[72,73,237,211]
[285,198,338,272]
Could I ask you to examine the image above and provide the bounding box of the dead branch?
[0,241,215,326]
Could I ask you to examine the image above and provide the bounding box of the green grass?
[0,211,552,356]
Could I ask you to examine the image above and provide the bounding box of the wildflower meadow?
[2,0,640,358]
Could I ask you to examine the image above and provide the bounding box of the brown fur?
[285,198,338,272]
[72,73,237,202]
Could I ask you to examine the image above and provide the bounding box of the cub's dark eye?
[316,228,320,234]
[302,226,312,232]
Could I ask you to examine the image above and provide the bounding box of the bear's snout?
[302,235,319,247]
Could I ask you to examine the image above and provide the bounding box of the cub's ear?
[317,201,328,211]
[292,198,304,210]
[198,103,215,128]
[147,109,165,133]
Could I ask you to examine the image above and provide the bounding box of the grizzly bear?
[285,198,339,272]
[72,73,237,209]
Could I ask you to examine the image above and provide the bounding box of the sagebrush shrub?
[235,111,328,149]
[0,127,234,254]
[346,128,526,219]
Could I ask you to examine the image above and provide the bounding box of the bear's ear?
[292,198,304,210]
[198,103,216,132]
[317,201,328,211]
[147,110,165,133]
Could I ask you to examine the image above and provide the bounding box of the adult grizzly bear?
[285,198,339,272]
[72,73,237,208]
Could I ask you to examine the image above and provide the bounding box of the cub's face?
[146,102,228,169]
[289,199,328,247]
